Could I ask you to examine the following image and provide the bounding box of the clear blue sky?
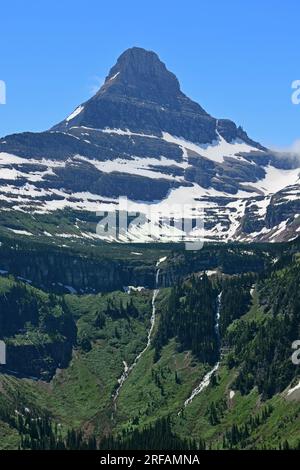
[1,0,299,148]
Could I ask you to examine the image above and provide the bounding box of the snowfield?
[240,165,300,195]
[0,146,299,243]
[162,131,262,163]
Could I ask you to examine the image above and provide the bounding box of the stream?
[183,291,222,408]
[112,262,162,408]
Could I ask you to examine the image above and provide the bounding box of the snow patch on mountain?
[162,132,262,163]
[108,72,120,81]
[241,165,300,195]
[101,127,158,138]
[66,105,84,122]
[7,229,33,236]
[76,154,189,181]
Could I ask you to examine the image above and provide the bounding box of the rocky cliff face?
[0,47,299,242]
[0,243,156,293]
[0,237,279,293]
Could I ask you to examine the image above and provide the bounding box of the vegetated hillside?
[0,241,299,449]
[225,259,300,399]
[0,283,155,448]
[0,277,76,379]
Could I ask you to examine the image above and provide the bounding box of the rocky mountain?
[0,47,299,243]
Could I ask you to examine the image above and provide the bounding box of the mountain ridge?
[0,47,299,243]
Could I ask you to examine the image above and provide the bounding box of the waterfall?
[112,263,162,408]
[183,291,222,408]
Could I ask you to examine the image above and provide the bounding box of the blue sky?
[0,0,299,148]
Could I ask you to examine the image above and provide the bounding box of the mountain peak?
[53,47,260,147]
[53,46,211,136]
[108,47,165,74]
[100,46,182,103]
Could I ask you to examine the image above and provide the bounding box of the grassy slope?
[0,272,299,449]
[115,339,208,432]
[0,287,154,446]
[173,291,300,449]
[109,288,300,449]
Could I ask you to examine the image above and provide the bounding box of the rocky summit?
[0,47,299,243]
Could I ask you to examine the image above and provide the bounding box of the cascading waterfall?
[183,291,222,408]
[112,261,162,409]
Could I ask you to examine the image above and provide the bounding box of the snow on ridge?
[66,105,84,122]
[7,228,33,236]
[269,220,288,240]
[0,153,30,165]
[247,197,271,217]
[240,165,300,195]
[101,127,159,138]
[162,132,262,163]
[226,199,247,239]
[76,155,189,181]
[69,126,261,165]
[108,72,120,81]
[287,380,300,396]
